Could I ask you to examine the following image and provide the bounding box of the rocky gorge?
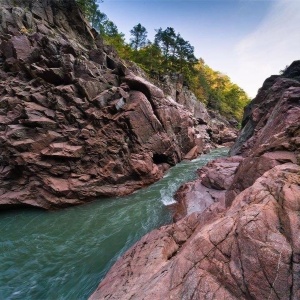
[1,1,299,300]
[90,62,300,299]
[0,0,236,210]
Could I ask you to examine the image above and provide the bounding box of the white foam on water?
[161,195,176,206]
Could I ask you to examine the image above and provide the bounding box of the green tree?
[174,34,197,73]
[130,42,162,74]
[91,10,108,34]
[102,20,119,37]
[154,27,176,58]
[76,0,102,23]
[153,27,197,81]
[192,59,250,121]
[130,23,148,51]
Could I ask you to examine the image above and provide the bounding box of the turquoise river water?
[0,148,228,300]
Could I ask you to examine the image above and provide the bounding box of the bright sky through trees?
[100,0,300,98]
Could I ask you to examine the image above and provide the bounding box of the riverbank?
[0,148,228,300]
[90,61,300,300]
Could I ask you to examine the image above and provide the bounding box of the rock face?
[91,163,300,300]
[0,0,206,209]
[173,155,243,222]
[151,73,238,151]
[90,62,300,299]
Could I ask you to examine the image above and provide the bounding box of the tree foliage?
[153,27,197,75]
[76,0,130,57]
[76,0,102,24]
[77,2,250,122]
[130,23,148,51]
[191,60,250,120]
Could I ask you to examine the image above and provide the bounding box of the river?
[0,148,228,300]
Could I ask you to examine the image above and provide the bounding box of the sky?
[99,0,300,98]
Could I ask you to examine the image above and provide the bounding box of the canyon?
[0,0,235,210]
[0,1,299,299]
[91,62,300,299]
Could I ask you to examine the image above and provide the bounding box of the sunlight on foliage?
[76,0,250,122]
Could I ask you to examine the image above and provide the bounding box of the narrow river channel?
[0,148,228,300]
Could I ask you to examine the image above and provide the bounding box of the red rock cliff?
[90,62,300,299]
[0,0,214,209]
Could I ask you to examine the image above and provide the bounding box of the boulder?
[173,156,243,221]
[90,163,300,300]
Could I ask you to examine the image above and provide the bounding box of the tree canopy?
[76,1,250,122]
[130,23,148,51]
[191,60,250,120]
[76,0,102,24]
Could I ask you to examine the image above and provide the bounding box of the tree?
[174,34,197,72]
[130,42,162,74]
[130,23,148,51]
[154,27,176,59]
[153,27,197,81]
[102,20,119,37]
[192,59,250,121]
[91,10,108,34]
[76,0,103,23]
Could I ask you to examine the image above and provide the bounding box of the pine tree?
[130,23,148,51]
[154,27,176,59]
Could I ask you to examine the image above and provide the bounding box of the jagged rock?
[0,0,213,210]
[91,164,300,300]
[183,145,200,160]
[128,69,238,150]
[231,64,300,156]
[2,35,32,61]
[41,143,83,158]
[91,62,300,299]
[173,155,243,221]
[226,65,300,205]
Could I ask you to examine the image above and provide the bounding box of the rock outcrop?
[173,155,243,222]
[151,73,238,151]
[0,0,212,209]
[90,62,300,299]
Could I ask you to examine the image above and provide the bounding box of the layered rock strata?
[91,62,300,299]
[0,0,212,209]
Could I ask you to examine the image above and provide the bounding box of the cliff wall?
[90,62,300,299]
[0,0,220,209]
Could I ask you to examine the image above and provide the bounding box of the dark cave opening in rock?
[153,153,169,165]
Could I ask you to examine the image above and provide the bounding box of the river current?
[0,148,228,300]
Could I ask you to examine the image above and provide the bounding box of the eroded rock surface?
[91,62,300,299]
[173,155,243,222]
[91,164,300,300]
[0,0,205,209]
[151,73,238,152]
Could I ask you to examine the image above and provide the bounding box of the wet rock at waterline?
[91,61,300,299]
[173,155,243,222]
[91,163,300,300]
[0,149,228,300]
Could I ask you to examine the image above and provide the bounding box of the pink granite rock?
[91,163,300,300]
[91,61,300,299]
